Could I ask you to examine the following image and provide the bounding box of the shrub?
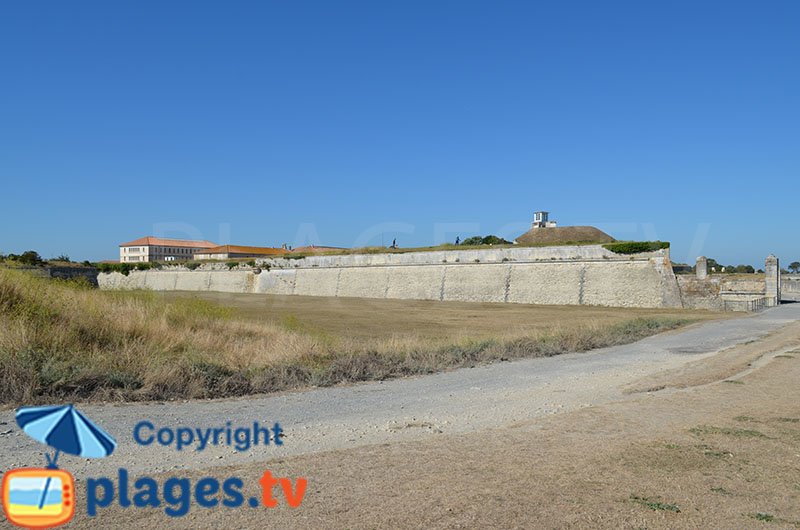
[15,250,45,266]
[704,258,759,274]
[461,235,512,246]
[185,262,201,270]
[95,262,134,276]
[603,241,670,254]
[226,261,238,270]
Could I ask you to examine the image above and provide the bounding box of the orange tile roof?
[198,245,290,256]
[119,236,218,248]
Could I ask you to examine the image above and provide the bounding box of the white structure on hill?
[532,211,557,228]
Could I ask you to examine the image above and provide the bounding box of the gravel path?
[2,304,799,477]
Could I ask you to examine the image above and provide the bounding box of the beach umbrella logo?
[1,404,116,529]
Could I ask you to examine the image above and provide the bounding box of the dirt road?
[2,304,800,528]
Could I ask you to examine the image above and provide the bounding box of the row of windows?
[123,246,204,255]
[153,247,195,254]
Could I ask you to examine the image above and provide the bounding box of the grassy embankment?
[0,269,715,404]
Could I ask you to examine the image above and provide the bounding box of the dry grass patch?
[689,425,768,438]
[0,269,716,404]
[161,291,725,342]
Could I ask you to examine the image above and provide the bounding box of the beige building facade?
[119,237,217,263]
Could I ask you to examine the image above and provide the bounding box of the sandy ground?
[2,305,799,528]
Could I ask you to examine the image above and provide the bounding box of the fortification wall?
[677,274,769,311]
[98,245,682,309]
[782,276,800,301]
[7,265,99,286]
[256,244,615,270]
[676,276,723,310]
[99,270,254,293]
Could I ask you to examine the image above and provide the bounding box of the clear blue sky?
[1,1,797,265]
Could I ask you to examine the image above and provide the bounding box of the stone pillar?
[696,256,708,280]
[765,254,780,307]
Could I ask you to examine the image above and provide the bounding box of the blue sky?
[1,1,797,265]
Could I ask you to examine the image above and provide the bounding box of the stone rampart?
[98,245,682,309]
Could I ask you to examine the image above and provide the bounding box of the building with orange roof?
[119,236,217,263]
[193,245,290,261]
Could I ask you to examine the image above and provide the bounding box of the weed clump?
[630,494,680,513]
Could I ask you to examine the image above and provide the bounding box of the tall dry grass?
[0,269,694,404]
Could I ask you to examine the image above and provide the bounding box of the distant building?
[514,211,614,246]
[532,211,557,229]
[193,245,290,260]
[119,236,217,263]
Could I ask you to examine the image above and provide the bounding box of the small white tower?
[532,211,557,229]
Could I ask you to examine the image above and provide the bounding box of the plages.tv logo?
[1,404,116,529]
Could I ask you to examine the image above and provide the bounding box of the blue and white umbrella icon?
[15,404,117,509]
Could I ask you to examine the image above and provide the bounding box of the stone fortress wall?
[8,265,99,285]
[98,245,684,309]
[677,255,782,311]
[782,275,800,302]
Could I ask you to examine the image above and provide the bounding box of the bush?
[185,262,201,270]
[460,235,512,246]
[15,250,45,266]
[603,241,670,254]
[95,262,134,276]
[704,258,758,274]
[226,261,238,270]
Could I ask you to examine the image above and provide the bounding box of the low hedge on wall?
[95,262,161,276]
[602,241,670,254]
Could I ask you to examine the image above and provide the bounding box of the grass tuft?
[689,425,767,438]
[630,494,681,512]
